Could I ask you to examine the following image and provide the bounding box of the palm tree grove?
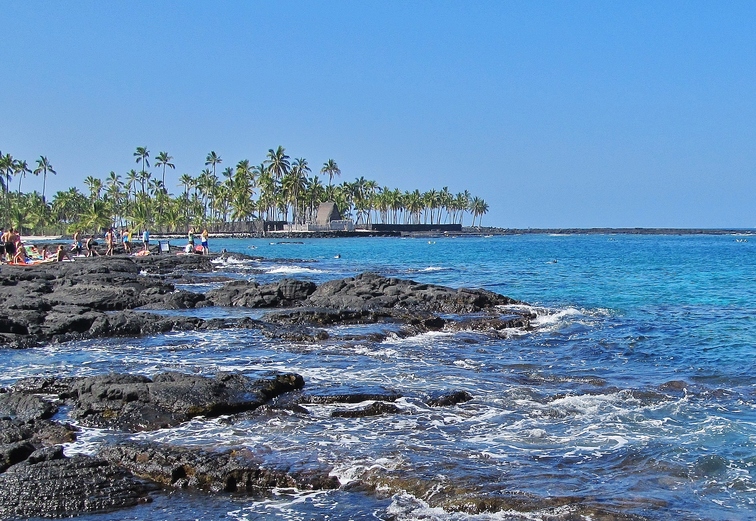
[0,147,490,235]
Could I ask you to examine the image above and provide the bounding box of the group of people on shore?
[185,228,210,255]
[0,228,71,264]
[0,226,213,265]
[69,227,211,257]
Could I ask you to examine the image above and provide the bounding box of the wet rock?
[265,306,394,326]
[426,390,474,407]
[206,278,316,308]
[659,380,688,392]
[446,314,532,333]
[100,441,340,492]
[8,376,76,395]
[202,316,329,342]
[138,289,208,309]
[0,441,35,472]
[263,273,527,334]
[132,253,217,274]
[0,418,77,446]
[305,272,519,314]
[66,371,305,431]
[87,310,204,338]
[0,257,210,346]
[331,402,401,418]
[0,453,154,519]
[0,392,57,421]
[0,261,528,347]
[26,444,65,464]
[299,387,402,405]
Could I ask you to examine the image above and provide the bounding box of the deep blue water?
[6,234,756,520]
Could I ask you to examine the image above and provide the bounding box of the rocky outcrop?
[0,418,77,448]
[304,272,518,313]
[0,392,58,421]
[0,452,154,519]
[426,390,474,407]
[0,257,210,346]
[100,442,339,492]
[0,254,529,348]
[263,273,531,334]
[206,278,316,307]
[331,402,401,418]
[66,371,305,431]
[0,417,140,519]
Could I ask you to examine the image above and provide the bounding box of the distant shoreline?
[454,227,756,236]
[160,227,756,239]
[28,227,755,243]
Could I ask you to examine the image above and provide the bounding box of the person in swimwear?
[13,240,27,264]
[201,229,209,255]
[105,228,115,256]
[72,230,83,255]
[1,228,12,262]
[56,245,72,262]
[122,228,131,254]
[86,235,99,257]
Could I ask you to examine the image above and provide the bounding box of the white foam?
[386,491,578,520]
[211,256,258,266]
[265,265,325,275]
[330,456,406,485]
[453,359,481,370]
[383,330,454,346]
[530,307,582,327]
[353,345,399,358]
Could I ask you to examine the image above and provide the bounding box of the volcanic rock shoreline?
[0,253,567,519]
[0,253,530,348]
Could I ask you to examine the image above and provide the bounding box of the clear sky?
[1,1,755,228]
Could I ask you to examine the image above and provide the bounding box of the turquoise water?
[7,234,756,520]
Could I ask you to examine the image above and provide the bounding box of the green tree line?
[0,146,489,235]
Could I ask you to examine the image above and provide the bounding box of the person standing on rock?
[201,229,209,255]
[72,230,83,256]
[5,229,18,262]
[188,228,195,251]
[105,228,115,256]
[122,228,131,254]
[142,229,150,252]
[1,228,12,262]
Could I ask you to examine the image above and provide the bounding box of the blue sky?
[1,1,755,228]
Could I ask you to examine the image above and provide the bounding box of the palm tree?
[470,196,489,227]
[154,151,174,189]
[84,176,103,201]
[0,153,14,225]
[125,170,139,203]
[178,173,194,227]
[205,151,222,178]
[14,160,31,195]
[51,187,87,230]
[78,200,111,233]
[33,156,56,203]
[179,174,193,199]
[321,159,340,188]
[287,158,310,223]
[134,147,150,177]
[104,173,125,228]
[304,175,325,222]
[266,146,290,182]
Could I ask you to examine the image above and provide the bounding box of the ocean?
[5,234,756,520]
